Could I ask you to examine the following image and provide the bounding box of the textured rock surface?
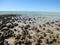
[0,14,60,45]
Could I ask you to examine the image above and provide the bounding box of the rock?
[2,30,14,39]
[0,24,6,29]
[24,25,30,29]
[1,28,9,32]
[14,29,17,31]
[15,41,22,45]
[25,41,32,45]
[7,24,14,28]
[15,34,21,39]
[39,36,44,39]
[28,35,32,39]
[13,23,18,26]
[38,39,42,43]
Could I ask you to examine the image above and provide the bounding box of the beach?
[0,14,60,45]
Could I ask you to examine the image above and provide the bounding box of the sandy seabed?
[0,14,60,45]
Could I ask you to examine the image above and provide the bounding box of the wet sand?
[0,14,60,45]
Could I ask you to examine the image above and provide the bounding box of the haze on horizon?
[0,0,60,12]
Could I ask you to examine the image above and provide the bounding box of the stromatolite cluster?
[0,14,60,45]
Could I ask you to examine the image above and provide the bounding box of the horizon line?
[0,11,60,13]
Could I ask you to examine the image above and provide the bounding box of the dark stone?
[19,41,22,45]
[39,36,44,39]
[10,26,14,28]
[52,39,56,42]
[56,28,59,30]
[25,25,30,29]
[7,44,10,45]
[0,37,4,45]
[2,30,14,39]
[0,24,6,29]
[21,27,23,30]
[13,23,18,26]
[28,18,31,21]
[25,41,32,45]
[47,29,53,34]
[1,28,9,32]
[0,41,4,45]
[39,25,42,28]
[15,34,21,39]
[37,30,40,32]
[28,35,32,39]
[12,19,15,22]
[58,24,60,27]
[7,25,14,28]
[26,25,30,27]
[43,24,46,27]
[21,36,25,40]
[35,43,41,45]
[7,30,13,33]
[38,39,42,43]
[55,21,59,22]
[29,22,31,24]
[46,39,56,44]
[46,39,50,44]
[46,22,50,25]
[15,41,22,45]
[23,30,28,36]
[14,29,17,31]
[0,33,2,36]
[56,35,59,39]
[51,22,55,24]
[35,28,38,30]
[43,33,47,37]
[5,41,8,44]
[43,28,45,30]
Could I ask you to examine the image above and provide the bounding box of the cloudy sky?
[0,0,60,12]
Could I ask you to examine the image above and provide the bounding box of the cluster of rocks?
[0,14,60,45]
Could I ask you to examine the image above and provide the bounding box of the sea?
[0,11,60,20]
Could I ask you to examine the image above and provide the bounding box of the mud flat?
[0,14,60,45]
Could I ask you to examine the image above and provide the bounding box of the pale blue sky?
[0,0,60,12]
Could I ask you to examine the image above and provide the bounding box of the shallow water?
[0,11,60,21]
[0,11,60,16]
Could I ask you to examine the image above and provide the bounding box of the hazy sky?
[0,0,60,12]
